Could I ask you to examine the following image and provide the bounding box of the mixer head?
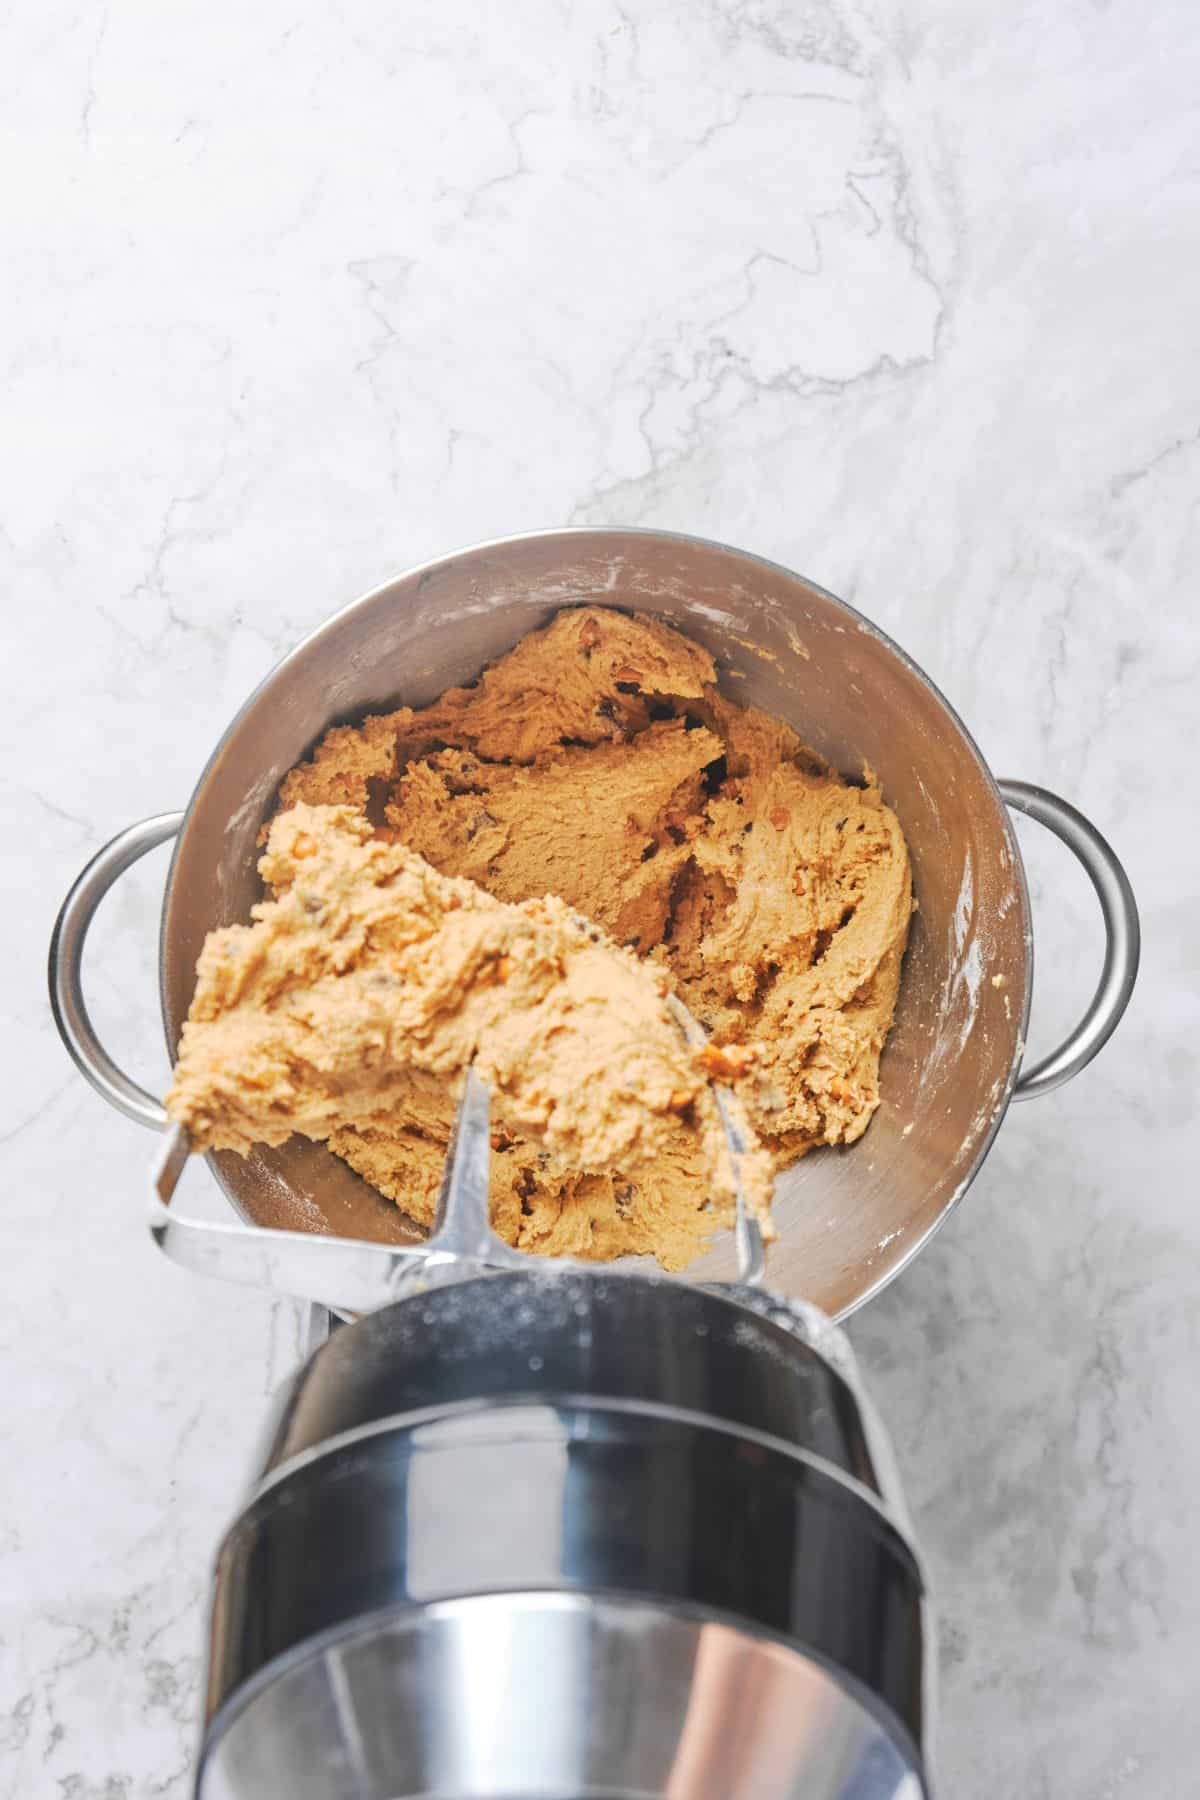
[195,1265,931,1800]
[154,1023,932,1800]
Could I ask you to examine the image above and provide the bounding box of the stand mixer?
[152,1052,932,1800]
[49,530,1141,1798]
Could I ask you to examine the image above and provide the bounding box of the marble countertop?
[5,1,1197,1793]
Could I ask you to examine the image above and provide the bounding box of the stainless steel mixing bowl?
[50,529,1139,1316]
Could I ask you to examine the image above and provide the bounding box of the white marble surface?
[4,0,1197,1792]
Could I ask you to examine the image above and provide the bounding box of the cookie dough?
[279,605,912,1233]
[167,804,775,1269]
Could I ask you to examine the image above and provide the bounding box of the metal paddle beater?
[150,994,765,1307]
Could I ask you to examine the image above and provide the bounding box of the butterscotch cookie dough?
[266,607,912,1263]
[167,804,775,1270]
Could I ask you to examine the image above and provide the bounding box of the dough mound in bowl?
[166,803,775,1270]
[268,605,913,1267]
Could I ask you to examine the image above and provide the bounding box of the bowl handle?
[998,781,1140,1101]
[51,789,1138,1124]
[48,813,184,1130]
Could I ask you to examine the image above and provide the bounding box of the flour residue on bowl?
[217,768,280,914]
[924,849,987,1077]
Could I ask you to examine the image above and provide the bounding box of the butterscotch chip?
[769,808,789,832]
[698,1042,759,1080]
